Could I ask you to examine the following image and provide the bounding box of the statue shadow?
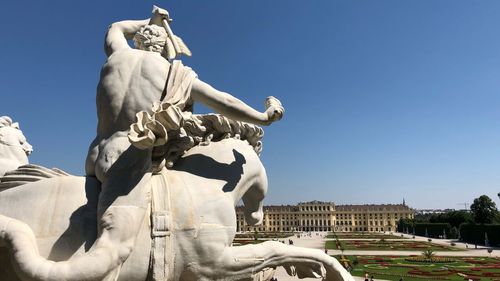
[48,177,99,261]
[47,147,245,261]
[172,149,246,193]
[48,145,149,260]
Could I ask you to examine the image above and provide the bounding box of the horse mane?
[153,112,264,168]
[185,113,264,153]
[0,164,70,191]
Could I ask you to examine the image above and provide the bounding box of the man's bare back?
[86,13,283,181]
[96,49,171,137]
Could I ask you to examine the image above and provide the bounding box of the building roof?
[236,203,414,213]
[235,205,299,212]
[298,200,334,205]
[336,204,411,211]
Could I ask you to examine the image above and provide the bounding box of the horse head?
[0,116,32,176]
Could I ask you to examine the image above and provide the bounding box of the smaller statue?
[0,116,32,177]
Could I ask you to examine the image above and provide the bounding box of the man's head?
[133,24,168,53]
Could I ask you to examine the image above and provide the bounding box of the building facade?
[236,201,414,233]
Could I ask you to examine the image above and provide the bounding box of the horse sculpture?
[0,137,352,281]
[0,5,354,281]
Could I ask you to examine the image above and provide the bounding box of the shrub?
[459,224,500,246]
[421,249,435,260]
[414,223,452,238]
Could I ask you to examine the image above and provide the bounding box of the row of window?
[238,213,412,219]
[237,223,399,232]
[336,220,395,226]
[299,205,333,212]
[334,226,395,232]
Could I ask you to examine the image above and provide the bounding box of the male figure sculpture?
[84,6,284,280]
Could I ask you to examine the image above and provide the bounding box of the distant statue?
[0,6,353,281]
[0,116,32,177]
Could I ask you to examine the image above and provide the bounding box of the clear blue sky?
[1,1,499,209]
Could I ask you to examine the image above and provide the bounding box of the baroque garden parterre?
[342,255,500,281]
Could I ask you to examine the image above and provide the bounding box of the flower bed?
[326,240,462,251]
[339,255,500,281]
[405,257,456,263]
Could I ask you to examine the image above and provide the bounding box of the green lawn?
[326,240,462,251]
[338,255,500,281]
[231,239,266,246]
[233,232,294,246]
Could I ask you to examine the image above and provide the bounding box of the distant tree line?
[397,194,500,246]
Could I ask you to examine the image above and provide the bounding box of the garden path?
[273,232,382,281]
[273,231,500,280]
[325,232,498,257]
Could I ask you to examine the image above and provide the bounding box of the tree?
[447,210,473,227]
[470,195,499,224]
[428,210,472,228]
[397,218,414,232]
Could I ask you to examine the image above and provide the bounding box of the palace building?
[235,200,414,233]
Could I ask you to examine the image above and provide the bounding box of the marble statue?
[0,6,354,281]
[0,116,32,177]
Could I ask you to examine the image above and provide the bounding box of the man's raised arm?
[104,19,150,57]
[191,79,284,126]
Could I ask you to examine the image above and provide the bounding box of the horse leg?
[240,162,267,226]
[194,241,354,281]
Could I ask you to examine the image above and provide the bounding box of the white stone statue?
[0,116,32,177]
[0,6,353,281]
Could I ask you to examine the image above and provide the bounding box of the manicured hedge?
[398,221,452,238]
[414,223,451,238]
[459,224,500,246]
